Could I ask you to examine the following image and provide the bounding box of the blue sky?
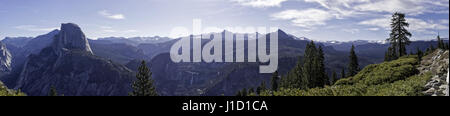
[0,0,448,41]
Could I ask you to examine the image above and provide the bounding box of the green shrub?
[0,82,26,96]
[335,57,418,86]
[364,72,432,96]
[268,56,431,96]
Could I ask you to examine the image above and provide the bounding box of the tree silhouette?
[129,61,158,96]
[387,12,411,58]
[348,45,360,77]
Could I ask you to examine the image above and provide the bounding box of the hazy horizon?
[1,0,448,41]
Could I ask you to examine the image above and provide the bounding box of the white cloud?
[14,25,58,32]
[231,0,287,8]
[342,28,360,34]
[271,9,334,28]
[98,10,125,20]
[304,0,449,16]
[359,16,448,34]
[354,0,426,15]
[366,28,380,31]
[304,0,368,18]
[407,18,448,34]
[440,19,449,25]
[358,16,391,29]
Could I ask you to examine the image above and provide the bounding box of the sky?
[0,0,448,41]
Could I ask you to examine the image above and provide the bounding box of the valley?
[0,22,447,96]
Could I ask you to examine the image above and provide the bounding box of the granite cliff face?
[15,23,133,96]
[0,42,12,72]
[52,23,93,56]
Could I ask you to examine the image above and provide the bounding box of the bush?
[335,57,418,86]
[364,72,432,96]
[267,56,431,96]
[0,82,26,96]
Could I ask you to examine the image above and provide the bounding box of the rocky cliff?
[52,23,93,56]
[419,49,449,96]
[15,23,133,96]
[0,42,12,72]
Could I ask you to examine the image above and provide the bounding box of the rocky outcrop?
[52,23,93,56]
[0,42,12,72]
[419,49,449,96]
[15,23,133,96]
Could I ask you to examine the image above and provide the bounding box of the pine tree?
[278,41,329,89]
[256,80,267,94]
[280,75,290,89]
[260,80,267,91]
[348,45,360,77]
[297,59,308,90]
[387,12,411,58]
[444,42,448,50]
[317,46,328,86]
[281,56,308,90]
[446,42,449,50]
[302,41,328,88]
[236,90,242,96]
[384,50,390,61]
[331,71,337,85]
[303,41,316,88]
[130,61,158,96]
[287,57,309,90]
[389,46,398,61]
[437,35,443,49]
[385,47,397,61]
[416,47,423,64]
[425,47,431,55]
[242,88,248,96]
[249,88,255,95]
[271,71,279,91]
[341,68,346,79]
[49,86,58,96]
[256,86,262,95]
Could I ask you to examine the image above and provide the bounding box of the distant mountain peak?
[277,29,287,34]
[52,23,93,55]
[274,29,309,41]
[47,29,60,35]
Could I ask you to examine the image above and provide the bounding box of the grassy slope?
[0,81,26,96]
[262,55,432,96]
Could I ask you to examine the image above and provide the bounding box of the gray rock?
[0,42,12,72]
[439,85,447,90]
[445,86,449,96]
[15,23,134,96]
[52,23,93,56]
[424,88,435,96]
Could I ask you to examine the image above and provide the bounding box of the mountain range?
[3,23,134,96]
[0,23,448,96]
